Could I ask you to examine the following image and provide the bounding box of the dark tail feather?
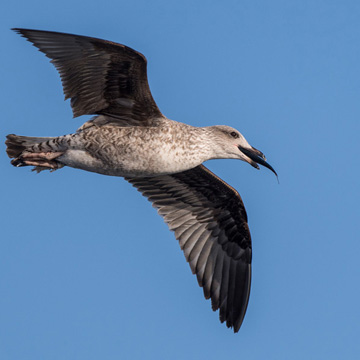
[6,134,54,159]
[5,134,64,172]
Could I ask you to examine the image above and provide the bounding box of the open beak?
[238,145,278,178]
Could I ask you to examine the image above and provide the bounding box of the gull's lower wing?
[126,164,252,332]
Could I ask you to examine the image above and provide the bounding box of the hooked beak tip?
[239,145,278,179]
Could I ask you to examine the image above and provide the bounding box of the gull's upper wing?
[126,165,252,332]
[13,28,163,125]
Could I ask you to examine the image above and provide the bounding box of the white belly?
[57,122,213,177]
[58,146,207,177]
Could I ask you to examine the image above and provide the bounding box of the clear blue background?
[1,1,359,359]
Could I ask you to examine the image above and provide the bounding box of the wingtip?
[11,27,26,32]
[232,319,242,333]
[11,28,28,37]
[225,315,243,334]
[11,28,44,36]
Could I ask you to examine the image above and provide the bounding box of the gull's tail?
[5,134,65,172]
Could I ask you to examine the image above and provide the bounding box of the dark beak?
[238,146,278,178]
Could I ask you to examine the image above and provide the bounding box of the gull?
[6,28,276,333]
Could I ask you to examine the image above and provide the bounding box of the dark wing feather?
[126,165,252,332]
[13,28,163,125]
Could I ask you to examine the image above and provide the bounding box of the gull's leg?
[11,151,64,172]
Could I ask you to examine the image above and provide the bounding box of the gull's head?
[210,125,277,177]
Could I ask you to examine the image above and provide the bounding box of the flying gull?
[6,29,276,333]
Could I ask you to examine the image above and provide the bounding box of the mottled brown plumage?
[6,29,276,333]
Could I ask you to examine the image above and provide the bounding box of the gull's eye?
[230,131,239,138]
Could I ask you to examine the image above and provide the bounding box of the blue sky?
[1,1,359,359]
